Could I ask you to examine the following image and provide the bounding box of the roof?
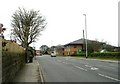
[64,38,104,46]
[51,45,64,49]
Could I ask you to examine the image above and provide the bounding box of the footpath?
[12,58,42,83]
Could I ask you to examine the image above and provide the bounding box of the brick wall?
[2,39,25,83]
[64,45,82,56]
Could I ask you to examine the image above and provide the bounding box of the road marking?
[98,73,120,81]
[74,65,87,71]
[90,67,98,70]
[62,62,65,63]
[37,61,45,83]
[85,65,98,70]
[85,65,92,67]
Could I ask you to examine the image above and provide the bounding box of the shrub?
[89,52,120,58]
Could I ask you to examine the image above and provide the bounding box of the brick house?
[64,39,84,56]
[64,38,104,56]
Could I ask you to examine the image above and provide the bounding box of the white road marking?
[62,62,66,63]
[85,65,99,70]
[74,65,87,71]
[85,65,92,67]
[90,67,98,70]
[37,61,44,82]
[98,73,120,81]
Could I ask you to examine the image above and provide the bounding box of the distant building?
[40,45,49,54]
[49,39,118,56]
[113,47,120,52]
[55,45,64,56]
[35,50,40,56]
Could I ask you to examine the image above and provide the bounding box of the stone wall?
[2,39,25,83]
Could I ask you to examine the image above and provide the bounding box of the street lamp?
[83,14,88,58]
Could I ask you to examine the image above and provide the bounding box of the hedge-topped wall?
[2,39,25,83]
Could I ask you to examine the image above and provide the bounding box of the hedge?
[71,52,120,59]
[89,52,120,58]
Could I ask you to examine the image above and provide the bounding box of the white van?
[51,51,56,57]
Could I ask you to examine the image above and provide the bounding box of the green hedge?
[89,52,120,58]
[71,52,120,59]
[71,53,85,56]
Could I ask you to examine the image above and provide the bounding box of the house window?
[67,52,70,55]
[74,51,77,54]
[74,45,77,48]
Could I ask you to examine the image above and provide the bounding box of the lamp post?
[83,14,88,58]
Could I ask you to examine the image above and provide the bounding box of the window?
[74,45,77,48]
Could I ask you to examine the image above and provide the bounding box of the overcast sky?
[0,0,119,49]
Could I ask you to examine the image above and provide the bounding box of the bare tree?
[0,23,6,39]
[11,8,46,47]
[11,8,47,63]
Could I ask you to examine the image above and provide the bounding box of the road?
[36,55,119,83]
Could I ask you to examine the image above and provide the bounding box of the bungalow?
[64,38,104,56]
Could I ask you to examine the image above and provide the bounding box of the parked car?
[100,49,108,53]
[51,51,56,57]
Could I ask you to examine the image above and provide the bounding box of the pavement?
[12,58,42,83]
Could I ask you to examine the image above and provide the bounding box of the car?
[51,51,56,57]
[100,49,108,53]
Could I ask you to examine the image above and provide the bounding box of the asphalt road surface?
[36,55,119,83]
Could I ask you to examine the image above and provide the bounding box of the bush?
[71,53,85,56]
[71,52,120,59]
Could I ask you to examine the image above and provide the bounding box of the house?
[40,45,49,54]
[64,38,105,56]
[50,45,64,56]
[55,45,64,56]
[113,47,120,52]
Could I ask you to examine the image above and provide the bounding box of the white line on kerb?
[98,73,120,81]
[74,65,87,71]
[37,61,44,82]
